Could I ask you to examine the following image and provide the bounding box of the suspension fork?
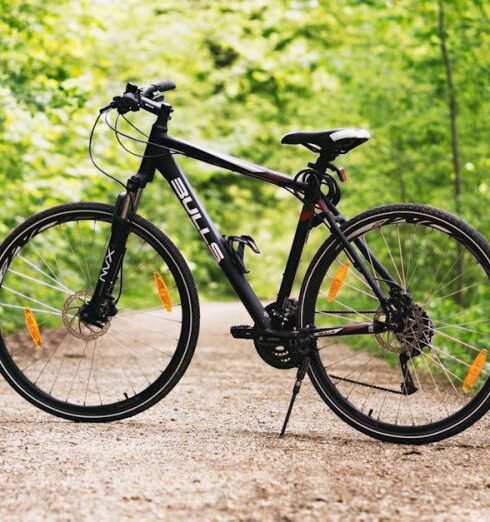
[81,185,142,324]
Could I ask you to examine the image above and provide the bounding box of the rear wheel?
[0,202,199,421]
[300,204,490,443]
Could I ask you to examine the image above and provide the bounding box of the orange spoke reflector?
[24,307,42,348]
[327,260,351,302]
[154,271,172,312]
[462,349,487,392]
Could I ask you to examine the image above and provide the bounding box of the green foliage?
[0,0,489,301]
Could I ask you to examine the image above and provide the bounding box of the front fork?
[80,188,141,326]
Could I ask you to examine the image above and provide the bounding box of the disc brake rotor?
[62,289,111,341]
[374,304,434,354]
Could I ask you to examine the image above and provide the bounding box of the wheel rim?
[303,210,490,432]
[0,210,190,411]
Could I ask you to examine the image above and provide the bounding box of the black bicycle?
[0,81,489,444]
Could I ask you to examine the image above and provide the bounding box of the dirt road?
[0,302,489,521]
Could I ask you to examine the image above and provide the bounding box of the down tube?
[156,153,271,329]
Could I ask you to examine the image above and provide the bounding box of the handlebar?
[141,80,176,98]
[100,80,176,116]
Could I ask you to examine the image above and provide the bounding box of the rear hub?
[375,301,434,355]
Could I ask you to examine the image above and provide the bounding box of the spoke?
[409,358,433,424]
[433,318,489,337]
[28,240,73,294]
[428,253,471,301]
[33,331,69,385]
[118,304,182,316]
[376,369,399,421]
[90,340,103,405]
[17,255,73,294]
[360,367,381,413]
[420,350,463,389]
[429,344,474,371]
[420,352,450,419]
[395,389,403,426]
[84,338,98,405]
[77,221,94,288]
[378,228,404,287]
[119,355,138,397]
[87,220,98,284]
[7,269,71,295]
[324,349,364,367]
[0,302,63,316]
[346,360,372,400]
[439,300,490,323]
[109,335,153,383]
[432,281,480,303]
[358,236,379,283]
[324,273,378,301]
[331,257,374,293]
[407,227,434,283]
[404,223,419,286]
[116,315,182,334]
[120,332,174,358]
[316,341,336,351]
[426,251,449,301]
[66,340,92,402]
[435,329,483,354]
[395,225,406,289]
[121,307,182,324]
[60,223,92,289]
[49,336,73,395]
[2,286,61,314]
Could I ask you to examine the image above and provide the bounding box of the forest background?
[1,0,489,299]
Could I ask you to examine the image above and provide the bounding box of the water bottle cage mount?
[223,235,260,274]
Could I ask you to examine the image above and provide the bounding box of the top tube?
[160,134,306,191]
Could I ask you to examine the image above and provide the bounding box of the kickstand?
[279,356,310,438]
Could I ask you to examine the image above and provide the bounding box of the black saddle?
[281,128,370,157]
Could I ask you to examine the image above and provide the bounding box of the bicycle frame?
[89,109,397,339]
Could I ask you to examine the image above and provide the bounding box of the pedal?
[223,235,260,274]
[230,325,255,339]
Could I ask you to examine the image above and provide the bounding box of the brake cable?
[88,112,127,190]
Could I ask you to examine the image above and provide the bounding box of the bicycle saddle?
[281,128,370,155]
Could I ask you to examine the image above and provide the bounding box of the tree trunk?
[437,0,463,304]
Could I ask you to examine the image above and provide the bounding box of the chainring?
[253,299,302,369]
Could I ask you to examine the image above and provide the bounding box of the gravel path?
[0,302,489,521]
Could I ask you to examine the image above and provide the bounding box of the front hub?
[62,290,112,341]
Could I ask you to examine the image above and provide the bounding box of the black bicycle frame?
[92,109,395,338]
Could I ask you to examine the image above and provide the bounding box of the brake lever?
[99,98,118,114]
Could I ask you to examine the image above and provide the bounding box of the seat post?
[308,150,336,174]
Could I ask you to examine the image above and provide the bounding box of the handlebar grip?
[141,80,176,98]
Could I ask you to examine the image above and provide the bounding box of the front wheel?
[0,202,200,421]
[300,204,490,444]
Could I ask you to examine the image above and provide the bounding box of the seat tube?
[276,203,314,308]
